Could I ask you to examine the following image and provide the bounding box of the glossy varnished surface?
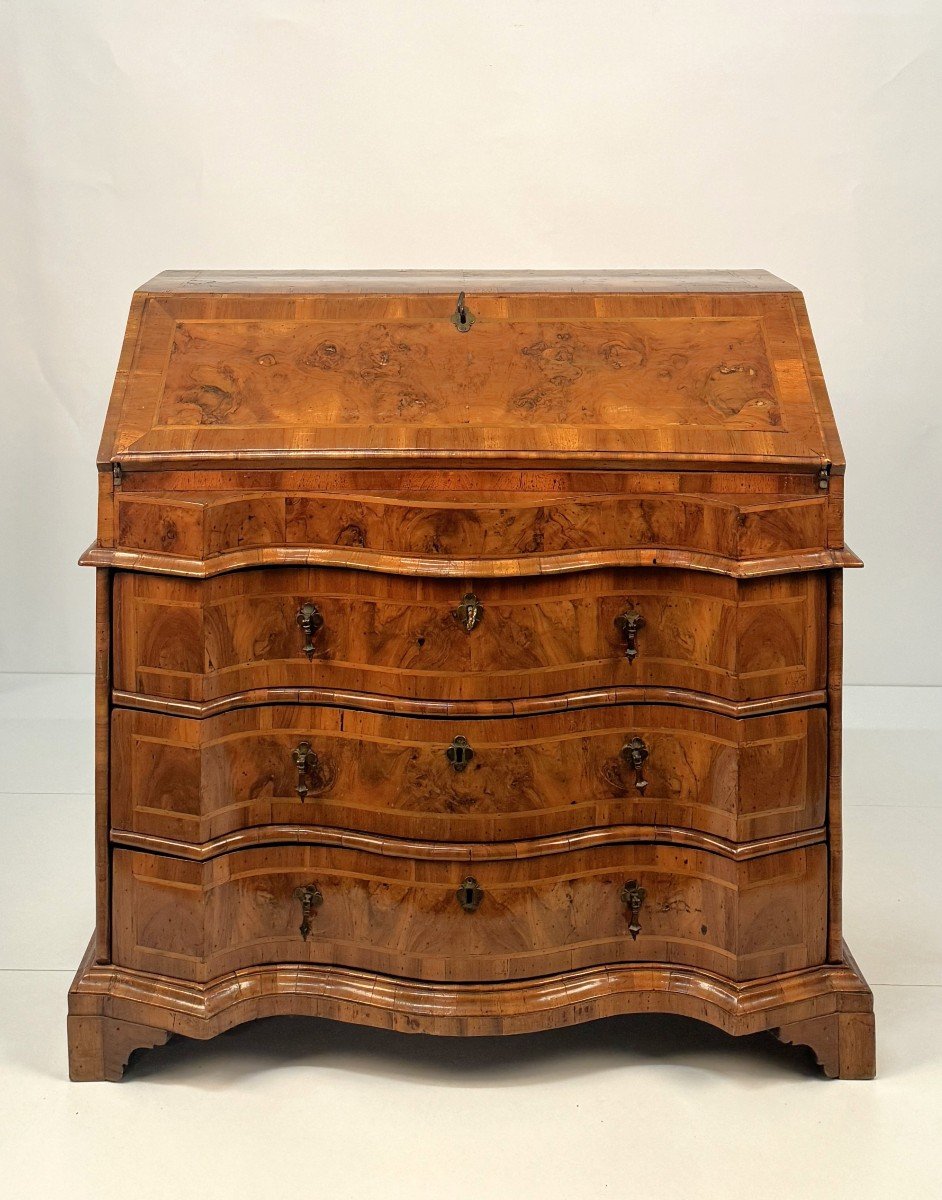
[157,314,783,431]
[111,841,827,985]
[68,936,874,1079]
[110,703,827,845]
[70,270,873,1080]
[103,488,834,572]
[99,279,843,470]
[112,567,826,705]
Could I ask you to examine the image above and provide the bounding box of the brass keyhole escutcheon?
[614,607,645,663]
[453,592,483,633]
[296,602,324,660]
[621,736,649,794]
[451,291,475,333]
[446,735,474,772]
[456,877,483,912]
[294,883,323,941]
[619,879,646,940]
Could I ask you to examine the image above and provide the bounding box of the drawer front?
[112,842,827,985]
[111,703,827,845]
[112,488,831,566]
[112,567,825,704]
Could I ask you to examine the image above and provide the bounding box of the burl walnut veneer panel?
[112,567,825,706]
[111,703,826,847]
[110,489,831,568]
[70,271,874,1081]
[98,280,842,470]
[112,842,827,985]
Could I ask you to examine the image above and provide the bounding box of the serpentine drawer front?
[111,566,826,705]
[109,487,833,568]
[68,270,875,1081]
[111,842,828,985]
[110,702,827,845]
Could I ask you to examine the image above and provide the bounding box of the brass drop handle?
[456,877,483,912]
[619,879,646,940]
[621,736,649,794]
[614,607,645,663]
[453,592,484,633]
[294,883,323,941]
[292,740,319,800]
[296,602,324,660]
[446,735,474,772]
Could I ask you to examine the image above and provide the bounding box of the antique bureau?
[68,270,875,1080]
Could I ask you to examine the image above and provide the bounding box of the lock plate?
[446,735,474,772]
[456,877,483,912]
[451,291,475,333]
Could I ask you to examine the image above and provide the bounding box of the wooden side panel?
[94,570,112,962]
[111,567,826,705]
[110,704,827,845]
[827,570,844,961]
[112,842,827,984]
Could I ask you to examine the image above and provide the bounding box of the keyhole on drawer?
[416,637,426,647]
[456,877,483,912]
[446,736,474,772]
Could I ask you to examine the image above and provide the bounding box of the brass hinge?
[112,462,123,487]
[818,462,831,491]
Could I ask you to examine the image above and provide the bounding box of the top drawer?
[112,567,825,706]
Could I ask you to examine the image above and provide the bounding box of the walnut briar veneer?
[69,270,875,1081]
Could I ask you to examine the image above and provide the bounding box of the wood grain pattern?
[118,466,829,495]
[68,933,873,1078]
[94,570,112,962]
[96,465,838,554]
[156,315,784,432]
[112,567,826,705]
[70,269,873,1081]
[827,569,845,960]
[83,540,862,582]
[67,1014,170,1083]
[774,1012,875,1080]
[110,702,826,845]
[111,841,827,985]
[108,489,831,566]
[97,278,844,472]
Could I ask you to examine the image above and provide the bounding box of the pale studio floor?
[0,674,939,1200]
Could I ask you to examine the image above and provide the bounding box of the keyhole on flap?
[451,291,475,333]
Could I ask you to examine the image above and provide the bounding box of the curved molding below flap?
[82,543,863,579]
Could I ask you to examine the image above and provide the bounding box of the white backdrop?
[1,0,940,683]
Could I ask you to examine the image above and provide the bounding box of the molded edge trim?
[111,685,828,721]
[79,543,864,579]
[109,824,826,865]
[106,450,834,472]
[136,269,802,294]
[68,937,873,1041]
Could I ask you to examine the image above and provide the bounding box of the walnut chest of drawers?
[68,270,875,1080]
